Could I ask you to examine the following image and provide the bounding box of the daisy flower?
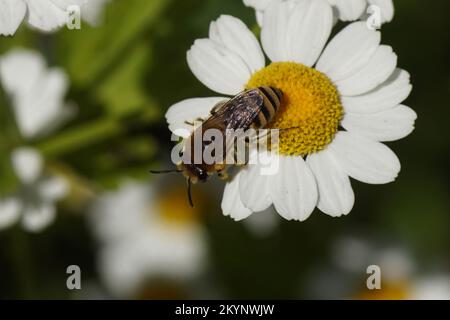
[315,237,450,300]
[244,0,393,27]
[89,180,207,298]
[166,0,416,221]
[0,49,73,139]
[0,0,88,36]
[0,147,68,232]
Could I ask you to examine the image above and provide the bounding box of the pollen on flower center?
[246,62,343,156]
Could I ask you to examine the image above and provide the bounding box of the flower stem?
[37,117,124,158]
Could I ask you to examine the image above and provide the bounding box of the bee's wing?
[200,90,264,164]
[224,89,264,131]
[210,100,229,115]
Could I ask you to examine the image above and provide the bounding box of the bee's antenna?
[187,178,194,207]
[149,169,182,174]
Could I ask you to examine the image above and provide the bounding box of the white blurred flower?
[0,49,73,139]
[332,237,415,282]
[244,0,393,26]
[311,236,450,300]
[89,181,207,298]
[81,0,110,26]
[0,0,87,35]
[0,147,68,232]
[166,0,415,222]
[243,208,279,237]
[411,276,450,300]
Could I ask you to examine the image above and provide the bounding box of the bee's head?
[177,163,209,183]
[150,163,207,208]
[175,163,210,207]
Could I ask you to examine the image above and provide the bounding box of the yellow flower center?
[246,62,343,156]
[353,282,411,300]
[157,187,201,226]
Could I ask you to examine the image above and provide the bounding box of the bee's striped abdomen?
[255,86,283,128]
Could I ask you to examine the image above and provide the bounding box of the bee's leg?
[218,170,229,180]
[233,143,249,167]
[232,131,270,167]
[250,129,269,143]
[215,164,229,181]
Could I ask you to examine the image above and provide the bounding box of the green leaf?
[95,43,157,118]
[0,144,20,195]
[57,0,171,87]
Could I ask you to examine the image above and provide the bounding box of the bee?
[151,86,283,206]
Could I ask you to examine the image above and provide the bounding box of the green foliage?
[57,0,170,88]
[96,43,156,118]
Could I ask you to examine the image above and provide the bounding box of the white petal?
[327,0,366,21]
[0,50,70,138]
[288,0,333,66]
[15,68,69,138]
[261,0,290,62]
[243,0,276,27]
[316,21,380,82]
[50,0,87,10]
[209,15,265,73]
[22,202,56,232]
[243,0,274,11]
[38,176,69,201]
[165,97,228,137]
[11,147,43,184]
[81,0,110,26]
[0,197,22,230]
[0,49,46,97]
[0,0,26,36]
[341,69,412,114]
[239,152,273,212]
[255,11,264,27]
[187,38,251,95]
[328,131,401,184]
[342,105,417,142]
[272,156,318,221]
[24,0,68,32]
[261,0,333,66]
[222,174,253,221]
[306,150,354,217]
[368,0,394,23]
[336,45,397,96]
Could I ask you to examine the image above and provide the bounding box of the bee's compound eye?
[197,168,208,181]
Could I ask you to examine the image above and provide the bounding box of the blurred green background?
[0,0,449,299]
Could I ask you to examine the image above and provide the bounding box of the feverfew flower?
[0,147,68,232]
[0,0,87,35]
[166,0,416,222]
[0,49,72,139]
[244,0,394,26]
[323,237,450,300]
[89,181,207,298]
